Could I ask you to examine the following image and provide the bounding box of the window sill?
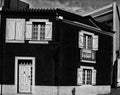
[81,60,96,63]
[6,40,24,43]
[29,40,49,44]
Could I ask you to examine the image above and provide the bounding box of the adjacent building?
[0,8,114,95]
[84,2,120,87]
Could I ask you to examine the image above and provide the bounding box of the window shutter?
[6,19,16,40]
[45,22,52,41]
[79,32,84,48]
[77,68,83,85]
[26,21,32,40]
[92,69,96,85]
[92,35,98,50]
[15,19,25,40]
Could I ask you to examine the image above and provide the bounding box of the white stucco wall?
[1,85,111,95]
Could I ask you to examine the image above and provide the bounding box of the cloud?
[20,0,116,15]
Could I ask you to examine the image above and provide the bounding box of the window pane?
[32,24,38,40]
[40,24,45,40]
[83,34,92,49]
[82,69,92,85]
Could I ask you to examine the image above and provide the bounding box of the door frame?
[15,56,35,93]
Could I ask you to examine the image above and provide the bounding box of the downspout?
[0,8,2,95]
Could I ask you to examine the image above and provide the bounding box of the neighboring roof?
[2,8,114,36]
[83,3,113,17]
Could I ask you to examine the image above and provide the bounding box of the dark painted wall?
[1,14,58,86]
[1,11,113,86]
[58,21,80,86]
[96,34,113,85]
[58,20,113,86]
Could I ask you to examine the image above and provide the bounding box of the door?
[18,60,32,93]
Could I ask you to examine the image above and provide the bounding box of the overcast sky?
[21,0,119,15]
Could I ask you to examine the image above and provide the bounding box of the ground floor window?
[77,66,96,85]
[82,69,92,85]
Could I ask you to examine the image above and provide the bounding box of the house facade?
[0,8,114,95]
[83,2,120,87]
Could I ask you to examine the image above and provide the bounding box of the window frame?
[82,31,94,50]
[28,19,52,44]
[77,66,96,86]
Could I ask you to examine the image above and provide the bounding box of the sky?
[21,0,119,15]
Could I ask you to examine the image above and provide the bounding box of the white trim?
[80,66,94,70]
[30,19,49,22]
[29,41,49,44]
[81,60,96,63]
[15,56,35,93]
[6,40,24,43]
[80,30,94,36]
[0,7,2,11]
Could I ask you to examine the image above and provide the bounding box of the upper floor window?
[32,22,45,41]
[26,19,52,43]
[6,19,52,44]
[79,30,98,63]
[79,30,98,51]
[83,34,92,50]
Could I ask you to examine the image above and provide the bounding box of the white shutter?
[26,21,32,40]
[45,22,52,41]
[6,19,16,40]
[79,32,84,48]
[92,69,96,85]
[92,35,98,50]
[77,68,83,85]
[16,19,25,40]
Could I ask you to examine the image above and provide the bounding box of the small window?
[83,34,92,50]
[26,20,52,44]
[32,22,45,41]
[79,30,98,51]
[82,69,92,85]
[77,66,96,85]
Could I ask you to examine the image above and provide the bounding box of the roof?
[2,8,114,35]
[83,3,113,17]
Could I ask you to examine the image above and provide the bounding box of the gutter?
[57,17,114,37]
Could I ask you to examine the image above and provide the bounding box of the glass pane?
[32,24,38,40]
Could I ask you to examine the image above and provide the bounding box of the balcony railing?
[80,49,96,63]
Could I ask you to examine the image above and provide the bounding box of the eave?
[60,18,114,37]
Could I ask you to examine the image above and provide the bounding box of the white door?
[18,61,32,93]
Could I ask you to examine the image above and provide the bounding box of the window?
[6,19,52,44]
[80,49,96,63]
[77,66,96,85]
[79,30,98,50]
[6,19,25,43]
[82,69,92,85]
[32,22,45,41]
[79,30,98,63]
[83,34,92,50]
[26,20,52,43]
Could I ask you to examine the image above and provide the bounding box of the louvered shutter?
[92,69,96,85]
[16,19,25,40]
[79,32,84,48]
[6,19,16,40]
[92,35,98,50]
[26,21,32,40]
[77,68,83,85]
[45,22,52,41]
